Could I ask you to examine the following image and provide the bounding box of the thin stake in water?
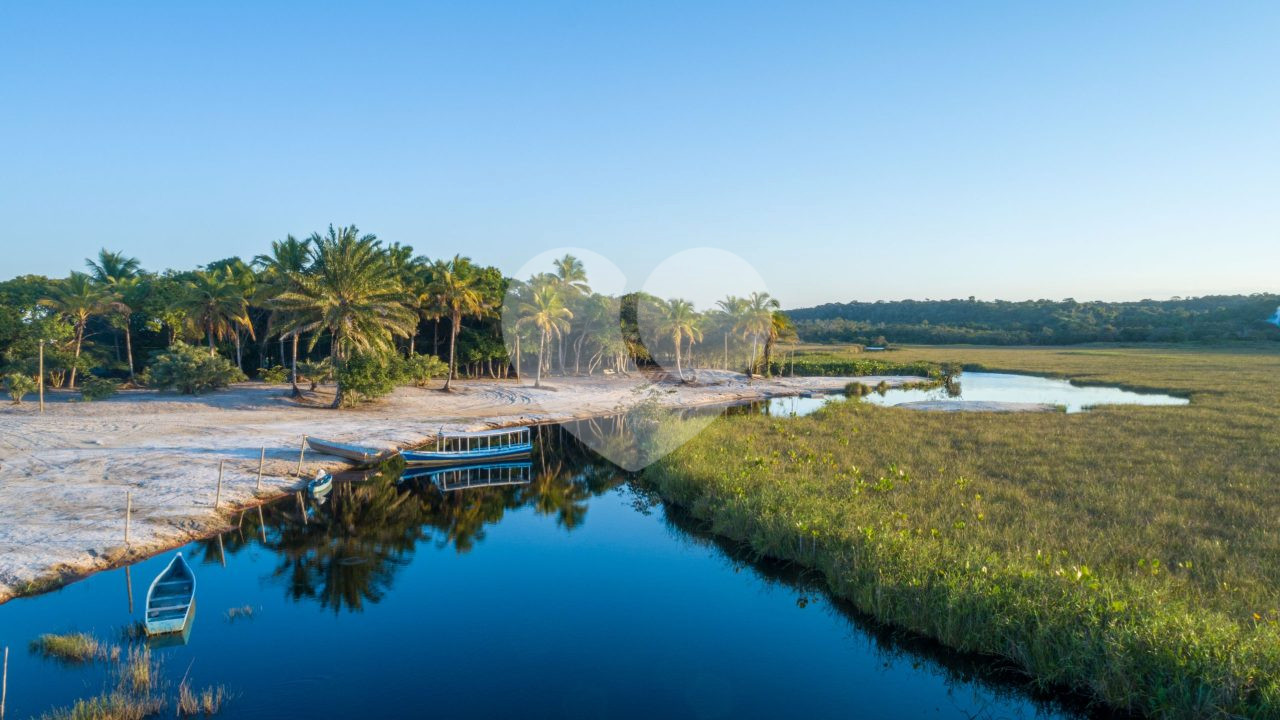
[296,435,307,476]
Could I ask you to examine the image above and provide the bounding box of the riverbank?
[643,345,1280,719]
[0,370,921,603]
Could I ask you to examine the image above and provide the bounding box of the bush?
[336,351,398,407]
[142,342,247,394]
[80,375,120,401]
[258,365,288,384]
[401,353,448,388]
[4,372,37,404]
[297,358,334,391]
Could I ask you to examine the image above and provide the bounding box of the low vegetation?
[79,375,119,401]
[645,344,1280,718]
[29,632,102,663]
[141,341,246,394]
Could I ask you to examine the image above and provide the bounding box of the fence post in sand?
[256,447,265,492]
[38,339,45,413]
[215,460,224,510]
[124,491,132,545]
[296,436,307,477]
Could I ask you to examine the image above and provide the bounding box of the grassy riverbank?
[645,344,1280,719]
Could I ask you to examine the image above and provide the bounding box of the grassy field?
[645,344,1280,719]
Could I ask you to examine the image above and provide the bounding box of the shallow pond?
[755,372,1188,416]
[0,421,1099,719]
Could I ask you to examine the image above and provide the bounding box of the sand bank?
[0,371,923,603]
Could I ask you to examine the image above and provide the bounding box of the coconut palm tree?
[254,234,312,395]
[85,249,143,381]
[39,272,119,389]
[551,254,590,372]
[741,291,780,377]
[648,297,703,381]
[423,256,489,392]
[515,280,573,388]
[171,268,256,359]
[762,310,796,377]
[85,249,141,285]
[716,295,747,370]
[274,225,417,408]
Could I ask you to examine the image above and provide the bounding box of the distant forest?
[789,295,1280,345]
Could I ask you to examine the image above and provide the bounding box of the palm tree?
[171,268,255,359]
[254,234,312,395]
[85,249,141,285]
[716,295,747,370]
[741,291,780,377]
[649,298,703,381]
[85,249,143,381]
[424,256,488,392]
[39,273,118,389]
[762,310,796,377]
[515,281,573,388]
[552,254,590,372]
[274,225,417,408]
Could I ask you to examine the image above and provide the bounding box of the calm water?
[0,423,1095,719]
[758,372,1188,416]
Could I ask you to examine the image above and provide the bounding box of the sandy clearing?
[0,370,924,603]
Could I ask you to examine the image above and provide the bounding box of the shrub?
[4,372,37,404]
[80,375,120,401]
[297,358,334,391]
[336,351,398,406]
[401,353,448,388]
[258,365,288,384]
[142,342,247,395]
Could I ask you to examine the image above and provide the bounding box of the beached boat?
[400,461,533,492]
[307,470,333,498]
[306,437,391,465]
[401,427,532,466]
[145,553,196,636]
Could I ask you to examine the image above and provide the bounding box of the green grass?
[29,633,102,664]
[645,344,1280,719]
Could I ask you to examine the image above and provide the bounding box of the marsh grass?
[38,692,165,720]
[647,344,1280,719]
[177,681,227,717]
[30,633,103,664]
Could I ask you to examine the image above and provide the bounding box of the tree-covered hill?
[789,295,1280,345]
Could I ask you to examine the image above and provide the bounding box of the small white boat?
[306,437,391,465]
[307,469,333,498]
[144,553,196,636]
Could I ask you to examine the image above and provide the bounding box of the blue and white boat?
[401,427,532,467]
[401,461,533,492]
[144,553,196,636]
[307,470,333,499]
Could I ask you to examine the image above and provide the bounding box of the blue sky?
[1,2,1276,308]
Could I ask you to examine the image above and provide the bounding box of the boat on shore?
[401,427,532,467]
[144,553,196,636]
[306,437,392,465]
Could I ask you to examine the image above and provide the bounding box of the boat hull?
[306,437,390,465]
[400,445,532,466]
[144,553,196,637]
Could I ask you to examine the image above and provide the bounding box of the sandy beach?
[0,371,923,603]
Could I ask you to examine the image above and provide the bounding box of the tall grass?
[645,344,1280,718]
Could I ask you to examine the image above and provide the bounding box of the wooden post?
[125,565,133,614]
[256,446,265,492]
[296,436,307,476]
[2,645,7,720]
[124,491,132,545]
[38,340,45,413]
[215,460,224,510]
[297,491,308,526]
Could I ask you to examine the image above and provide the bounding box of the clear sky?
[2,2,1276,308]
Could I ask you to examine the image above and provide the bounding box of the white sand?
[0,370,923,603]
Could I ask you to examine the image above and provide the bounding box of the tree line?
[0,225,796,407]
[789,295,1280,346]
